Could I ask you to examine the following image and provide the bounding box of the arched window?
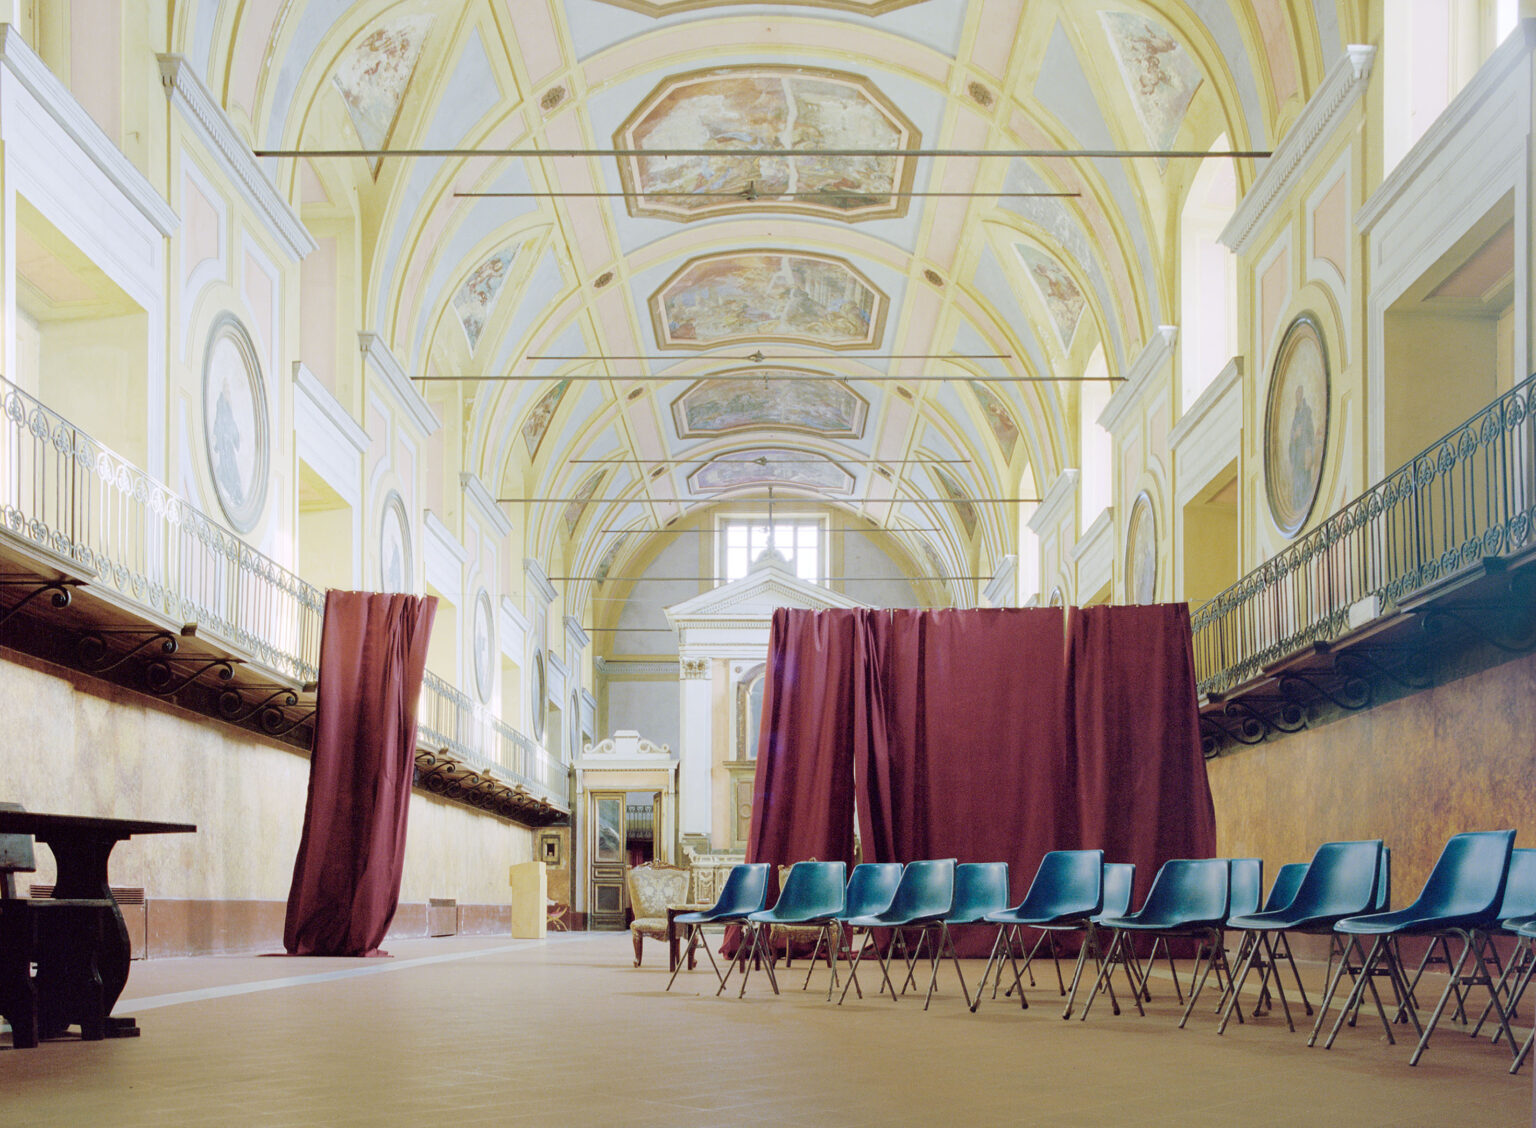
[1179,136,1237,411]
[1079,347,1113,526]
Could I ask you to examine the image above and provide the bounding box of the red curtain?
[284,590,437,957]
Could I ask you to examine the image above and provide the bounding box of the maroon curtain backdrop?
[284,590,437,957]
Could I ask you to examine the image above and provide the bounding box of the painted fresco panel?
[332,15,434,177]
[1015,244,1085,350]
[1099,12,1203,152]
[968,380,1018,460]
[928,464,978,538]
[688,449,852,494]
[522,380,570,457]
[452,244,520,351]
[672,372,867,438]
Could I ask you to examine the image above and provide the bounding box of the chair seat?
[631,917,669,934]
[984,906,1094,927]
[1098,911,1224,932]
[1335,907,1490,935]
[845,908,947,930]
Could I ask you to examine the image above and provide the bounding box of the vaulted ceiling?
[179,0,1351,614]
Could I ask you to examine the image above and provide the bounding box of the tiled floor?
[2,932,1530,1126]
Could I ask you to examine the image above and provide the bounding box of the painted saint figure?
[1288,384,1316,515]
[211,375,244,509]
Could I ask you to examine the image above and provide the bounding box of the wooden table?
[667,904,710,972]
[0,811,195,1039]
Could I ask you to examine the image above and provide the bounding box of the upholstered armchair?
[625,863,691,967]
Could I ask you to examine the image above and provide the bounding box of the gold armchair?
[625,863,691,967]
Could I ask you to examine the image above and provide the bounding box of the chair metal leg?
[1062,924,1102,1020]
[925,923,970,1011]
[1179,928,1225,1028]
[837,929,875,1005]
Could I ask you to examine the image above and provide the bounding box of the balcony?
[0,375,566,822]
[1193,372,1535,754]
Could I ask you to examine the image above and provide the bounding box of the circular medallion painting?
[201,314,269,533]
[380,491,411,593]
[531,650,547,743]
[1264,313,1330,538]
[1126,492,1157,605]
[472,589,495,703]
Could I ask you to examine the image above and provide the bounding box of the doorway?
[586,789,666,930]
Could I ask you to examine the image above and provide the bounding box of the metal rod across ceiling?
[257,146,1270,159]
[496,495,1042,504]
[415,374,1121,382]
[454,189,1082,200]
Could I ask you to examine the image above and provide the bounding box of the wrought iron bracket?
[76,629,179,673]
[144,657,237,696]
[0,579,74,627]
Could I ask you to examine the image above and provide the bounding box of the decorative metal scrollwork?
[0,579,73,627]
[76,630,178,673]
[144,657,236,696]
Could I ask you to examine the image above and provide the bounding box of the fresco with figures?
[1015,244,1086,350]
[332,14,433,176]
[673,373,867,438]
[688,449,853,494]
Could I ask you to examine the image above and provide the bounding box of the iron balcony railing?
[0,375,323,683]
[418,670,569,810]
[1192,371,1536,696]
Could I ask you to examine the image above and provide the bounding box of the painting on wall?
[928,464,978,539]
[651,251,885,350]
[1100,11,1203,153]
[1264,313,1330,538]
[472,589,495,703]
[920,540,949,587]
[332,14,434,178]
[688,449,853,494]
[616,66,917,222]
[1126,492,1157,604]
[593,534,628,586]
[968,381,1019,461]
[201,313,269,534]
[521,379,570,457]
[452,244,519,352]
[379,491,411,593]
[1015,244,1086,350]
[563,470,606,536]
[672,372,867,438]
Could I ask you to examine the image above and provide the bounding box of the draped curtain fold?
[284,590,437,957]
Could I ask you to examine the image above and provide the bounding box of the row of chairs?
[664,830,1536,1071]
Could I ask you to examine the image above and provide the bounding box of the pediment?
[664,553,866,629]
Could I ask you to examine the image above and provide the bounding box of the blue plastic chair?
[737,861,845,997]
[837,860,955,1004]
[972,849,1103,1016]
[1321,830,1515,1065]
[665,863,770,991]
[924,862,1009,1010]
[1501,916,1536,1073]
[814,863,903,999]
[1005,861,1137,1018]
[1079,858,1229,1025]
[1464,849,1536,1042]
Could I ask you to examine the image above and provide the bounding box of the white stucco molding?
[1169,356,1244,508]
[564,614,590,657]
[524,557,558,606]
[157,54,314,260]
[1028,469,1080,535]
[460,472,513,537]
[359,332,440,438]
[294,362,366,507]
[1221,45,1376,254]
[0,28,176,235]
[982,554,1018,608]
[499,595,529,658]
[422,509,467,600]
[1098,326,1177,435]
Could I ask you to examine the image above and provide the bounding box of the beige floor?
[1,931,1531,1127]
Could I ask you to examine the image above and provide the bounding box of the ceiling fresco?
[967,381,1019,462]
[928,463,978,539]
[688,449,854,494]
[521,379,571,458]
[1015,244,1087,352]
[650,251,886,350]
[672,373,868,438]
[616,66,917,222]
[452,244,519,352]
[1100,11,1204,152]
[331,14,433,178]
[563,470,607,536]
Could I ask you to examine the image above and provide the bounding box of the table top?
[0,811,197,838]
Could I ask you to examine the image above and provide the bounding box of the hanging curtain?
[284,590,437,957]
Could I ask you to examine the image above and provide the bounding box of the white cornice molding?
[1069,507,1115,564]
[157,54,314,260]
[524,557,558,606]
[1168,356,1243,452]
[1221,45,1375,254]
[1028,469,1080,534]
[596,658,678,678]
[1098,326,1177,434]
[460,472,513,538]
[1358,22,1535,234]
[359,332,440,438]
[294,362,367,453]
[564,614,590,655]
[982,554,1018,608]
[423,509,468,564]
[0,28,176,235]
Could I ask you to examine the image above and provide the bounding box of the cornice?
[359,332,440,438]
[524,558,558,606]
[1221,45,1375,254]
[1069,506,1114,564]
[1168,356,1243,452]
[460,473,513,538]
[982,554,1017,608]
[1098,326,1176,434]
[1028,469,1079,535]
[0,28,176,235]
[294,362,367,453]
[423,510,468,565]
[157,54,314,260]
[564,614,590,654]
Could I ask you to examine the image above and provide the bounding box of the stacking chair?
[837,859,955,1005]
[1217,840,1382,1035]
[1003,861,1136,1018]
[1079,858,1229,1025]
[1319,829,1515,1065]
[821,863,904,1000]
[665,863,770,992]
[735,861,845,997]
[924,862,1009,1010]
[1503,916,1536,1073]
[1217,861,1309,1023]
[971,849,1103,1017]
[1464,848,1536,1043]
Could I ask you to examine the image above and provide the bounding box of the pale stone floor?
[1,931,1531,1127]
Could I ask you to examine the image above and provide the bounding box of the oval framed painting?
[1264,313,1330,538]
[379,491,411,593]
[1126,491,1157,604]
[530,650,547,743]
[472,589,495,703]
[201,313,269,533]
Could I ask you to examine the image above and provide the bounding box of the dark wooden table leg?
[35,831,136,1036]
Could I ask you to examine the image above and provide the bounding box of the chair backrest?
[1263,862,1308,912]
[1495,849,1536,922]
[949,862,1010,923]
[1406,830,1516,924]
[712,863,772,916]
[886,859,956,921]
[1015,849,1104,918]
[1137,859,1229,925]
[843,862,903,918]
[0,802,35,901]
[625,863,691,919]
[1277,839,1381,920]
[776,861,847,919]
[1227,858,1263,919]
[1097,863,1136,919]
[1373,846,1391,911]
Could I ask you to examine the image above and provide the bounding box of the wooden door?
[588,791,628,930]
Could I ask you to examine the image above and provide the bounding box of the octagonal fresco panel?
[672,371,867,439]
[688,449,853,494]
[616,66,917,222]
[652,251,885,350]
